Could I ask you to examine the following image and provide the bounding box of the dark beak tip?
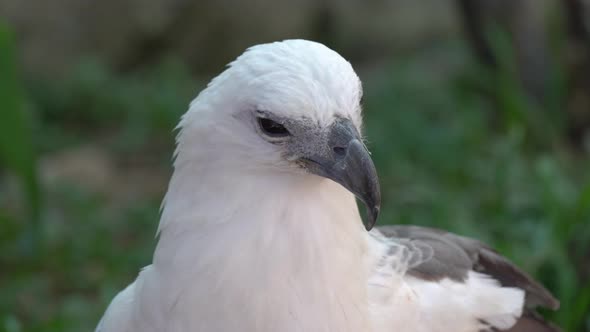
[364,204,380,231]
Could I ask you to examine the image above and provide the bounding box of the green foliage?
[0,23,40,223]
[0,39,588,331]
[28,59,202,154]
[1,55,200,331]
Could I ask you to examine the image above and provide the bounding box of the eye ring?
[257,117,291,138]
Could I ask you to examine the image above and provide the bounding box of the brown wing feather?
[476,246,559,309]
[377,225,560,331]
[505,310,561,332]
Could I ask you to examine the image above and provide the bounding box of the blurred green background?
[1,1,589,331]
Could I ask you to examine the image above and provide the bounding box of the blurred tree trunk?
[564,0,590,149]
[457,0,590,149]
[457,0,550,102]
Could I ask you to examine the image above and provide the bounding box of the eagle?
[96,39,559,332]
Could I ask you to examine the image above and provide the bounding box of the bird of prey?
[96,39,559,332]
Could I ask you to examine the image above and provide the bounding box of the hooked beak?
[302,119,381,230]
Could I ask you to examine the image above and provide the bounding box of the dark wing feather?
[504,310,561,332]
[377,225,560,331]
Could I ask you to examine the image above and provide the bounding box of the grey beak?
[302,119,381,230]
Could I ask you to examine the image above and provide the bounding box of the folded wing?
[377,225,560,332]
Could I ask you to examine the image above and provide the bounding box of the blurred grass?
[0,30,589,332]
[0,23,41,254]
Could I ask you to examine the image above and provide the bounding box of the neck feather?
[142,164,371,331]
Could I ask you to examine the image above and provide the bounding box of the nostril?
[333,146,347,156]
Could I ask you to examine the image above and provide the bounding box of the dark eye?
[258,117,290,137]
